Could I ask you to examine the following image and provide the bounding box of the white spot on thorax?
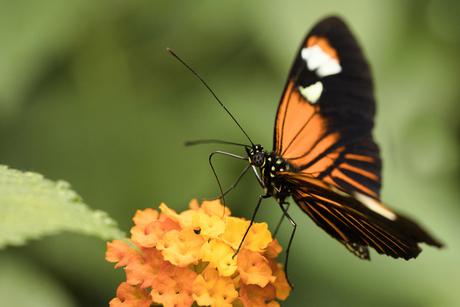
[298,81,323,103]
[352,192,397,221]
[301,45,342,77]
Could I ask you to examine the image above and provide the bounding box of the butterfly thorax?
[246,145,295,201]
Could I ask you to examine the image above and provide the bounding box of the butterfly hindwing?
[278,172,442,259]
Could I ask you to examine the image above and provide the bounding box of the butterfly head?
[246,144,265,167]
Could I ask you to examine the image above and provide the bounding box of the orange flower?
[106,240,140,268]
[106,199,291,307]
[150,264,197,307]
[238,279,280,307]
[237,249,276,287]
[109,282,152,307]
[157,228,206,267]
[200,239,238,276]
[192,264,239,307]
[131,218,181,247]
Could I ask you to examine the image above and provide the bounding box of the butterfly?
[237,16,444,260]
[171,16,443,280]
[239,16,443,261]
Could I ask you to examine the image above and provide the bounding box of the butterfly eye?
[250,151,265,167]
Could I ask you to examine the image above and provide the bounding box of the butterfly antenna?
[184,139,249,147]
[167,48,254,147]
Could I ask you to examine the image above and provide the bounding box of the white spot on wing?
[301,46,329,71]
[298,81,323,103]
[330,184,351,197]
[353,192,397,221]
[317,61,341,77]
[301,46,342,78]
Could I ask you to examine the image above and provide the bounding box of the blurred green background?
[1,0,460,306]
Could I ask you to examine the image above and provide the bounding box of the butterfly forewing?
[273,17,380,199]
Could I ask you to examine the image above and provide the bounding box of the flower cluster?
[106,199,291,307]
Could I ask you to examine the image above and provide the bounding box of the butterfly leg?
[277,200,296,289]
[232,193,271,258]
[250,164,264,188]
[208,151,248,207]
[273,202,290,238]
[205,164,251,200]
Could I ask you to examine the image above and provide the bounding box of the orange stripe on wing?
[344,153,375,163]
[293,146,344,176]
[330,205,409,257]
[339,162,380,181]
[307,36,340,63]
[333,210,387,253]
[307,193,343,208]
[296,200,322,227]
[360,220,411,257]
[330,168,378,198]
[307,201,350,242]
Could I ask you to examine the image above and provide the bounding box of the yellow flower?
[200,239,238,277]
[106,199,291,307]
[157,228,205,267]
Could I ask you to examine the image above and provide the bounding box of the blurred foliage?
[0,0,459,306]
[0,165,124,249]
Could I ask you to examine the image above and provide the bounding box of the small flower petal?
[150,265,197,307]
[193,212,226,239]
[238,279,278,307]
[131,217,181,247]
[109,282,152,307]
[243,222,273,253]
[188,198,201,211]
[125,248,166,288]
[159,203,198,229]
[268,259,291,300]
[159,203,181,219]
[264,239,282,259]
[237,249,275,288]
[221,217,250,250]
[221,219,272,253]
[133,208,159,229]
[192,264,238,307]
[157,228,206,267]
[177,209,198,229]
[106,240,140,268]
[199,199,231,217]
[200,239,238,276]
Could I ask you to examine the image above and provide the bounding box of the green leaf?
[0,165,125,249]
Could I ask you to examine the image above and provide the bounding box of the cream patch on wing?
[352,192,397,221]
[301,45,342,77]
[301,35,342,78]
[298,81,323,104]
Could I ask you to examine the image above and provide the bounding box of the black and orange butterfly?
[171,16,442,280]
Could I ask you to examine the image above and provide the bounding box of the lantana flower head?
[106,199,291,307]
